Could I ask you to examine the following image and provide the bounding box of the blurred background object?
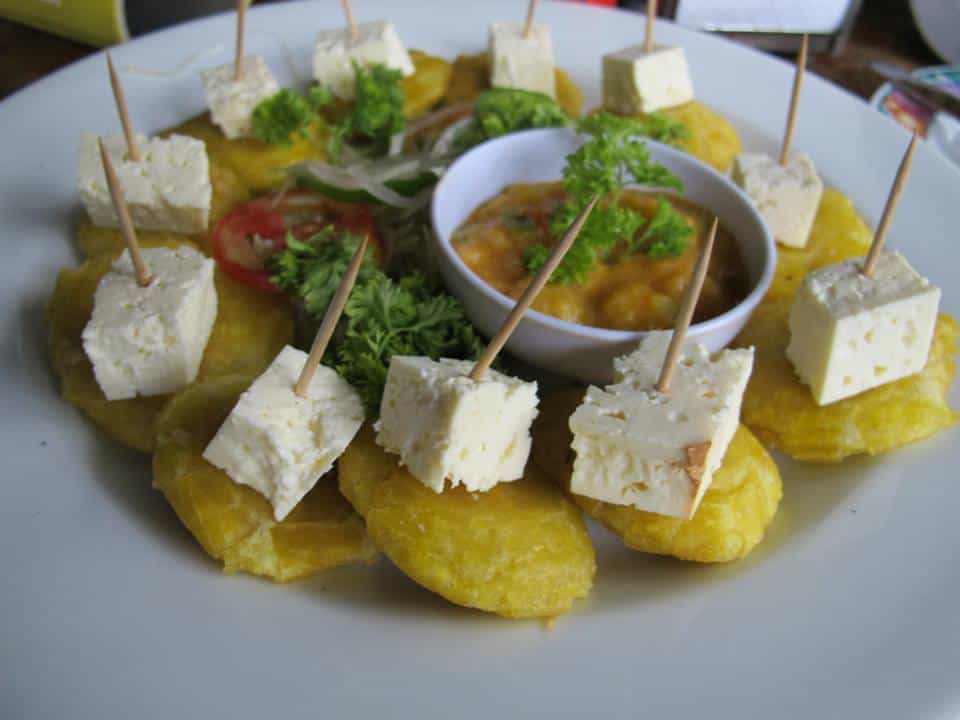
[622,0,864,53]
[0,0,952,107]
[0,0,246,47]
[909,0,960,64]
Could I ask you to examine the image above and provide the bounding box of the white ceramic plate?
[3,2,959,718]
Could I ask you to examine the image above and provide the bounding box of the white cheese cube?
[201,55,280,139]
[602,44,695,114]
[489,21,557,99]
[82,246,217,401]
[202,346,364,521]
[374,357,539,494]
[569,332,753,519]
[312,20,415,100]
[78,132,212,234]
[786,251,940,405]
[732,152,823,249]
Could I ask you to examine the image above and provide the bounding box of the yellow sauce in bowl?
[452,182,750,331]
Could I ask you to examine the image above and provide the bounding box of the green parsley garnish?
[524,112,689,284]
[329,62,407,161]
[266,230,484,415]
[452,88,571,153]
[631,196,693,257]
[251,86,332,146]
[631,112,690,145]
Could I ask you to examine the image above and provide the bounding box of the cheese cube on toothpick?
[201,1,279,139]
[82,139,218,401]
[489,21,557,99]
[374,197,600,494]
[732,35,823,249]
[569,332,753,519]
[375,358,540,493]
[84,246,218,400]
[313,20,415,100]
[85,55,213,234]
[568,218,754,520]
[203,237,369,521]
[202,346,365,520]
[731,152,823,249]
[786,133,938,406]
[202,56,279,140]
[786,252,939,405]
[78,133,212,234]
[601,0,694,114]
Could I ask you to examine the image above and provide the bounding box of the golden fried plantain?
[339,427,596,618]
[403,50,453,118]
[167,114,325,193]
[46,245,293,453]
[154,375,376,581]
[197,273,293,381]
[736,189,959,461]
[443,53,584,117]
[658,101,742,173]
[532,389,782,563]
[740,303,958,462]
[74,160,249,259]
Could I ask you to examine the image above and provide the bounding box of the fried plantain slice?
[74,160,250,259]
[46,245,293,453]
[532,389,782,563]
[658,101,742,173]
[154,375,376,582]
[339,427,596,618]
[443,52,584,117]
[736,189,959,461]
[167,114,325,193]
[403,50,454,118]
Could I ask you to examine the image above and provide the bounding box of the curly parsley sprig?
[251,87,332,146]
[524,112,692,284]
[329,62,406,161]
[266,229,484,415]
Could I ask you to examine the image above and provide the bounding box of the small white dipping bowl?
[430,128,775,385]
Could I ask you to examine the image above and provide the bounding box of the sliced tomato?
[211,191,380,292]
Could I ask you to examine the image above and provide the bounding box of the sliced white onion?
[403,101,472,139]
[430,117,475,158]
[289,160,431,209]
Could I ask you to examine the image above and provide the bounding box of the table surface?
[0,0,943,103]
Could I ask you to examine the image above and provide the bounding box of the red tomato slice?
[211,191,380,293]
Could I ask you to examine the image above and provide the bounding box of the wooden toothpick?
[779,33,808,166]
[98,137,150,287]
[342,0,359,41]
[523,0,539,38]
[294,235,369,397]
[656,216,718,394]
[234,0,246,81]
[106,52,140,162]
[645,0,657,53]
[862,131,919,278]
[469,195,599,382]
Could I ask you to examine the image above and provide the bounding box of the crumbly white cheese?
[732,152,823,249]
[786,250,940,405]
[312,20,415,99]
[81,246,217,401]
[78,132,212,234]
[489,21,557,99]
[602,44,694,114]
[569,332,753,519]
[374,357,539,493]
[202,346,364,521]
[201,55,279,139]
